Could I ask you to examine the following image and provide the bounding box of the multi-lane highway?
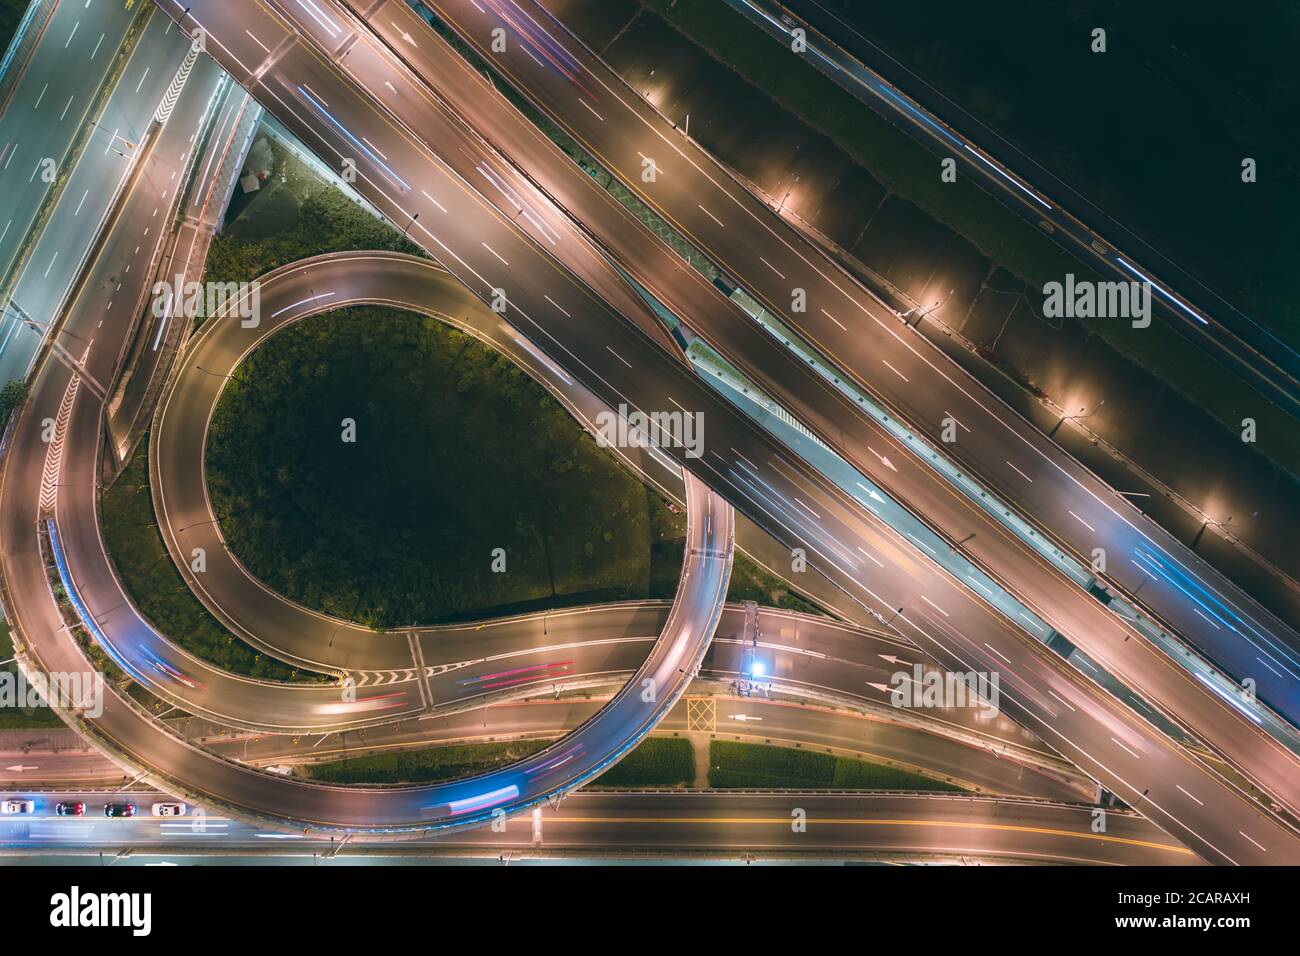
[126,0,1300,862]
[0,4,190,385]
[0,0,1293,864]
[0,693,1087,800]
[176,0,1300,815]
[735,0,1300,416]
[0,790,1195,865]
[371,0,1300,729]
[361,0,1300,741]
[0,0,137,290]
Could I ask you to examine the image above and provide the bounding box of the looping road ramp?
[3,248,734,832]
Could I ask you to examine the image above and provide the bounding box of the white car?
[1,799,35,815]
[151,802,187,817]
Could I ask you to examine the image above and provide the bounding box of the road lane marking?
[1005,460,1033,482]
[1068,510,1096,533]
[943,410,970,432]
[856,546,884,568]
[905,532,935,555]
[1239,831,1266,853]
[1047,689,1075,711]
[697,204,724,227]
[920,595,949,617]
[793,497,820,519]
[820,308,845,330]
[881,359,908,382]
[1110,736,1141,759]
[606,346,631,368]
[543,294,570,317]
[983,641,1010,663]
[1193,607,1221,630]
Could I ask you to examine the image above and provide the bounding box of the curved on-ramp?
[2,250,735,832]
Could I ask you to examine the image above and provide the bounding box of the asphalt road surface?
[738,0,1300,415]
[0,789,1194,865]
[132,0,1300,862]
[0,693,1088,801]
[361,0,1300,750]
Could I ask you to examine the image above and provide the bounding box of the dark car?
[103,803,136,818]
[54,801,85,816]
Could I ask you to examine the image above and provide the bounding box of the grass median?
[708,739,964,792]
[298,735,693,787]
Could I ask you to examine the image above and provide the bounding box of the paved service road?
[0,789,1196,865]
[0,694,1088,801]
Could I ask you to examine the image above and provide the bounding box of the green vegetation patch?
[0,0,34,65]
[204,132,423,288]
[302,735,692,787]
[0,619,67,729]
[727,552,824,616]
[591,736,694,787]
[206,306,687,628]
[301,739,551,785]
[708,739,963,792]
[0,379,26,433]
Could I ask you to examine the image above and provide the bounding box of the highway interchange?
[0,0,1296,868]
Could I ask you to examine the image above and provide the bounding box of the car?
[1,799,35,815]
[103,802,136,818]
[151,802,187,817]
[54,801,85,816]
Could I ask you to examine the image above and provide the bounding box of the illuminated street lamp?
[1048,399,1105,438]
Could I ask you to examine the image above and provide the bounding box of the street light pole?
[1049,399,1105,438]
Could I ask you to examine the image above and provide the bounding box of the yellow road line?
[544,816,1193,855]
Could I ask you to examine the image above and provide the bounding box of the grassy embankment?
[301,736,694,787]
[0,620,68,730]
[708,739,965,792]
[299,736,960,791]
